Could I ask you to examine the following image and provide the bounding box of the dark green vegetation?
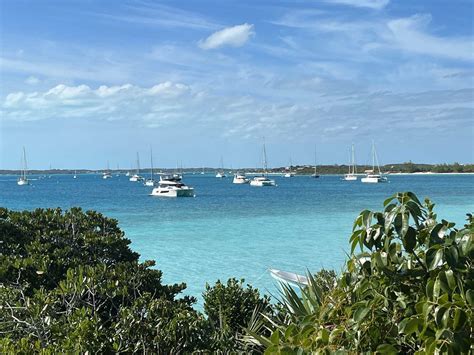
[0,208,266,353]
[1,192,472,353]
[246,192,473,353]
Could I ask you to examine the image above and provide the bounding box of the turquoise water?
[1,174,473,306]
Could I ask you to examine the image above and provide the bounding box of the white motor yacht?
[361,142,388,183]
[283,172,294,178]
[250,176,276,187]
[150,174,195,197]
[233,173,249,184]
[17,147,30,186]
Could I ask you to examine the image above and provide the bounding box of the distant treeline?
[1,162,473,175]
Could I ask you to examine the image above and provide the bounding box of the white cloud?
[199,23,254,50]
[4,92,25,107]
[386,14,474,61]
[25,76,40,85]
[148,81,190,96]
[45,84,91,99]
[323,0,389,9]
[2,82,472,147]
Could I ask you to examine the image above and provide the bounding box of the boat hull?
[250,179,276,187]
[361,176,387,183]
[233,177,249,184]
[150,187,195,197]
[17,179,29,186]
[343,175,357,181]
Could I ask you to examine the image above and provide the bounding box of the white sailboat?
[343,144,357,181]
[361,142,388,183]
[250,139,276,187]
[73,170,77,179]
[103,161,112,179]
[129,153,143,182]
[311,145,320,178]
[216,157,226,178]
[144,148,155,186]
[283,158,295,178]
[17,147,30,186]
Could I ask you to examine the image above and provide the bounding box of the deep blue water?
[1,173,473,306]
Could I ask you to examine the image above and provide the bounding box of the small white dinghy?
[269,268,309,287]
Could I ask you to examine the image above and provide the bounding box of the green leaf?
[426,279,434,300]
[376,343,398,354]
[353,306,370,322]
[466,289,474,306]
[428,249,444,271]
[403,318,419,335]
[270,330,280,345]
[383,194,396,207]
[433,278,441,300]
[453,309,467,330]
[445,246,459,268]
[403,226,417,253]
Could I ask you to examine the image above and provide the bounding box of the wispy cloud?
[25,76,40,85]
[96,2,219,30]
[385,14,474,61]
[199,24,255,49]
[322,0,389,10]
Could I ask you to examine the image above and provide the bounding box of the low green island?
[1,192,472,353]
[1,161,473,176]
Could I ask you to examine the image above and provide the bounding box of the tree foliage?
[246,192,473,354]
[0,207,270,353]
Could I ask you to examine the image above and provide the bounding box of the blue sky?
[1,0,473,169]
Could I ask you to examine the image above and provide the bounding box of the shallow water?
[1,173,473,306]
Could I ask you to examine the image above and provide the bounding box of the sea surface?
[1,173,473,306]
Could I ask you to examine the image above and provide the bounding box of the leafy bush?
[246,192,473,354]
[203,278,271,350]
[0,207,208,353]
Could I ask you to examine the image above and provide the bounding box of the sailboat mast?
[374,143,382,174]
[314,145,317,175]
[372,141,375,172]
[352,144,357,174]
[348,147,352,175]
[136,153,140,174]
[150,147,153,179]
[262,138,268,174]
[22,146,28,179]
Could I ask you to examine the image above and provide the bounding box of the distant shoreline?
[1,171,474,176]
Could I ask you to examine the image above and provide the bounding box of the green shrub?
[246,192,473,354]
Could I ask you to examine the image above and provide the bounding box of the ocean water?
[1,173,473,306]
